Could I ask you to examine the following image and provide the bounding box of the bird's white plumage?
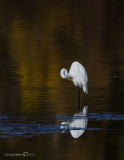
[60,61,88,94]
[60,68,68,79]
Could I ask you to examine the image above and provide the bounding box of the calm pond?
[0,1,124,160]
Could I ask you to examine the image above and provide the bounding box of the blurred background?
[0,0,124,160]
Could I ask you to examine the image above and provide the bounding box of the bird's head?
[60,68,73,81]
[60,68,68,79]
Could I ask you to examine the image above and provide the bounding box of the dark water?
[0,1,124,160]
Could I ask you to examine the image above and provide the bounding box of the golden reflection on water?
[6,0,124,115]
[7,2,114,114]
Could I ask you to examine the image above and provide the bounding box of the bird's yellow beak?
[67,78,72,81]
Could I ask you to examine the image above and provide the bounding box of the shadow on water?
[0,106,124,138]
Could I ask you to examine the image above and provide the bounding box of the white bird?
[60,61,88,111]
[60,61,88,94]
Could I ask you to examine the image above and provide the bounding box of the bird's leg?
[77,87,80,113]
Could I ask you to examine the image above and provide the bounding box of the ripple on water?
[0,113,124,138]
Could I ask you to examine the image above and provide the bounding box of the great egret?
[60,61,88,111]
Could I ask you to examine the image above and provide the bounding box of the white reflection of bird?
[70,106,88,138]
[60,61,88,111]
[60,61,88,94]
[60,106,88,139]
